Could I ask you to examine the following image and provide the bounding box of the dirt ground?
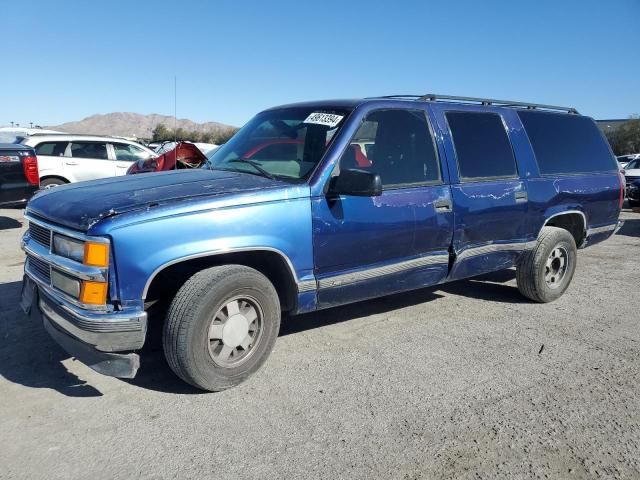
[0,207,638,480]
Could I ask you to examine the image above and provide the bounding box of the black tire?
[40,178,66,189]
[628,199,640,208]
[163,265,281,392]
[516,226,577,303]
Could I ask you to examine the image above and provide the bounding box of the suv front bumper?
[21,275,147,378]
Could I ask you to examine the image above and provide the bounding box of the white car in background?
[623,157,640,190]
[0,127,62,143]
[617,154,640,169]
[21,134,156,187]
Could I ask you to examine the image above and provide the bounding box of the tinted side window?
[340,109,441,187]
[518,111,616,174]
[35,142,68,156]
[446,112,517,180]
[70,142,108,160]
[113,143,150,162]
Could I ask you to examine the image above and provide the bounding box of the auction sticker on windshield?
[304,112,344,128]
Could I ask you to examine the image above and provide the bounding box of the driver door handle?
[434,199,452,212]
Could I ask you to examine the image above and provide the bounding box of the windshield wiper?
[227,159,275,180]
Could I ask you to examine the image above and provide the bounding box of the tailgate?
[0,148,38,205]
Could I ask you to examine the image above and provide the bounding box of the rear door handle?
[515,191,528,203]
[434,199,452,212]
[65,161,79,166]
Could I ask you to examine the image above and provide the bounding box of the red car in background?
[127,141,208,174]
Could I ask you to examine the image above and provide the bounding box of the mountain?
[49,112,235,139]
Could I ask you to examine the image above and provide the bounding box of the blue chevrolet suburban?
[20,94,624,391]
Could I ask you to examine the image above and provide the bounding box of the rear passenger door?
[67,141,114,182]
[430,105,530,280]
[33,141,69,179]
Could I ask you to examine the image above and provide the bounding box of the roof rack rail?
[378,94,578,114]
[26,132,136,139]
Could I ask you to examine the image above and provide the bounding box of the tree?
[605,116,640,155]
[151,123,239,145]
[212,127,239,145]
[151,124,172,142]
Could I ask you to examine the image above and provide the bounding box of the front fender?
[105,198,314,307]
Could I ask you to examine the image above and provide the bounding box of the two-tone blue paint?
[26,97,622,324]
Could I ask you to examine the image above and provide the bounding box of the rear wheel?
[516,226,577,303]
[40,178,66,189]
[163,265,281,391]
[628,199,640,208]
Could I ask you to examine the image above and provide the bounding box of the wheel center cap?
[222,314,249,348]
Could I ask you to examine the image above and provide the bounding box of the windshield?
[206,107,351,181]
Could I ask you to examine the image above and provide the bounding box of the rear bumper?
[0,184,38,206]
[23,274,147,378]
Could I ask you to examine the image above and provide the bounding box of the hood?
[27,169,293,231]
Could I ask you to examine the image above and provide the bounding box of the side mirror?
[328,168,382,197]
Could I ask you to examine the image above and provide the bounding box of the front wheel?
[516,226,577,303]
[163,265,281,391]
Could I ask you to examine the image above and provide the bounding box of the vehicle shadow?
[0,216,22,231]
[615,217,640,238]
[0,281,103,397]
[125,288,447,394]
[122,313,206,395]
[438,269,527,304]
[280,287,444,336]
[0,270,526,395]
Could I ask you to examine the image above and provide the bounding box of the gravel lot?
[0,206,638,480]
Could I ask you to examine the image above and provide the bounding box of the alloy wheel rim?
[207,296,263,367]
[545,246,569,289]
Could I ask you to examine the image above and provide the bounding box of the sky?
[2,0,639,128]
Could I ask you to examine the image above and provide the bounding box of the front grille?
[29,222,51,248]
[27,254,51,284]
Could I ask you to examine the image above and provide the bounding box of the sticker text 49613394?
[303,112,344,128]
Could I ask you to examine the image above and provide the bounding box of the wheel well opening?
[145,251,298,315]
[545,213,585,246]
[40,175,69,184]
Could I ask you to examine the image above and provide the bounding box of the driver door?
[312,108,453,307]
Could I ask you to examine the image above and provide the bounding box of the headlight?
[53,234,84,262]
[51,269,81,298]
[52,234,110,267]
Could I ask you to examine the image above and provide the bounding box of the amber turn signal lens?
[80,281,108,305]
[84,242,109,267]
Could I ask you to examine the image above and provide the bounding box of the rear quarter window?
[35,142,68,156]
[518,111,617,175]
[446,111,517,181]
